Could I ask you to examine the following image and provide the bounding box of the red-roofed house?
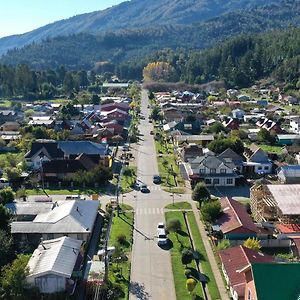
[276,224,300,239]
[215,197,261,240]
[219,245,274,300]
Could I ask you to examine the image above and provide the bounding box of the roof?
[190,155,236,170]
[218,148,244,165]
[267,184,300,215]
[276,224,300,234]
[42,159,87,173]
[219,245,273,297]
[11,200,99,234]
[176,135,214,142]
[6,202,53,215]
[278,165,300,178]
[251,263,300,300]
[27,237,82,279]
[217,197,259,234]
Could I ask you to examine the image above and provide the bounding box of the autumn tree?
[243,237,261,251]
[143,62,177,82]
[186,278,197,295]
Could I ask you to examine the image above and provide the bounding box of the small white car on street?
[157,223,168,246]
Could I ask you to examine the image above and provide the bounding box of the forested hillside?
[0,0,277,55]
[1,0,299,70]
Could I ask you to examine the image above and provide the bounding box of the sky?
[0,0,124,38]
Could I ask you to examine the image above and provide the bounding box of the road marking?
[135,207,165,215]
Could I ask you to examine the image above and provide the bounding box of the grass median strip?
[165,201,192,210]
[165,211,204,300]
[109,210,134,300]
[186,212,221,300]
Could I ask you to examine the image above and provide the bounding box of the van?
[65,195,82,200]
[0,178,9,189]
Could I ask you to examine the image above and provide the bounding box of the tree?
[208,136,244,154]
[143,62,177,82]
[216,239,231,251]
[166,218,181,234]
[181,249,194,267]
[186,278,197,294]
[91,94,100,105]
[6,167,21,182]
[192,182,210,207]
[0,254,32,300]
[0,187,15,205]
[243,237,261,251]
[207,122,225,134]
[0,230,14,268]
[257,128,276,145]
[201,200,222,223]
[0,204,11,232]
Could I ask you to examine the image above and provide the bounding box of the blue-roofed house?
[277,165,300,184]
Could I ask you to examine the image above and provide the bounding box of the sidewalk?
[191,201,230,300]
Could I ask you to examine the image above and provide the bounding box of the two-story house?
[188,154,238,187]
[289,116,300,134]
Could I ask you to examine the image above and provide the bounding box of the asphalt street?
[128,89,176,300]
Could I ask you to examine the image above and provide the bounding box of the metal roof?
[267,184,300,215]
[27,237,82,279]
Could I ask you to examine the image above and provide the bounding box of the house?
[275,223,300,240]
[217,148,244,173]
[180,144,203,162]
[26,237,83,294]
[173,119,202,135]
[9,200,100,245]
[162,107,183,123]
[25,140,111,170]
[0,110,18,123]
[227,89,239,98]
[101,108,128,123]
[232,109,245,120]
[256,117,281,133]
[188,154,238,187]
[243,263,300,300]
[222,118,239,130]
[215,197,261,240]
[174,134,214,147]
[0,121,20,131]
[237,95,250,101]
[243,144,272,175]
[101,102,130,113]
[277,165,300,184]
[250,184,300,224]
[289,116,300,134]
[219,246,273,300]
[277,134,300,146]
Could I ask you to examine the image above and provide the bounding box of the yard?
[108,207,134,300]
[165,201,192,210]
[165,211,204,300]
[259,144,284,155]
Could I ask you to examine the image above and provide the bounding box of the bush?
[166,218,181,233]
[0,187,14,205]
[181,249,194,266]
[184,268,192,278]
[116,234,127,246]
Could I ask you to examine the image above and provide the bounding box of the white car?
[157,223,168,246]
[157,222,165,230]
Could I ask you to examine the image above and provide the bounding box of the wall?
[33,274,66,294]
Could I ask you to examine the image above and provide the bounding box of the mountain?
[1,0,299,70]
[0,0,279,56]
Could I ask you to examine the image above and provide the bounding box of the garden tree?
[208,136,244,154]
[0,254,37,300]
[91,94,100,105]
[6,167,21,182]
[192,182,210,207]
[207,95,218,102]
[149,91,155,100]
[61,103,80,117]
[201,200,222,223]
[216,239,231,251]
[150,105,161,121]
[0,230,14,268]
[257,128,276,145]
[243,237,261,251]
[0,188,14,205]
[181,249,194,267]
[0,204,11,232]
[186,278,197,294]
[206,122,226,134]
[143,62,177,82]
[166,218,181,236]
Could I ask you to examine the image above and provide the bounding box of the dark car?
[153,175,161,184]
[140,184,150,193]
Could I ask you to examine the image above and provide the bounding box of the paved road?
[129,89,176,300]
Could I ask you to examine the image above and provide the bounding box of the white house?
[26,237,83,294]
[289,116,300,134]
[232,109,245,120]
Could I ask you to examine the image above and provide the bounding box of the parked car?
[150,130,154,135]
[0,178,9,189]
[157,222,165,230]
[153,175,161,184]
[157,228,168,246]
[140,184,149,193]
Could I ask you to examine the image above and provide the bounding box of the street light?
[170,192,175,205]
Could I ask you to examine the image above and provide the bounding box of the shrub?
[116,234,127,246]
[184,268,192,278]
[181,249,194,266]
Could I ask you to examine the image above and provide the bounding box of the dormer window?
[220,169,227,174]
[210,168,216,174]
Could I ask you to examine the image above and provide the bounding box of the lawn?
[165,201,192,210]
[259,144,284,155]
[109,210,134,300]
[112,166,137,194]
[25,186,107,196]
[163,186,186,194]
[165,211,204,300]
[186,212,220,300]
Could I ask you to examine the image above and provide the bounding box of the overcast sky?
[0,0,124,38]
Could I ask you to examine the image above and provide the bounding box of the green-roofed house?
[243,263,300,300]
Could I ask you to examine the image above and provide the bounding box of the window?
[47,233,54,240]
[200,169,205,174]
[210,168,216,174]
[258,166,262,170]
[213,178,219,185]
[220,169,227,174]
[205,179,211,184]
[227,178,233,185]
[247,288,252,300]
[264,166,269,170]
